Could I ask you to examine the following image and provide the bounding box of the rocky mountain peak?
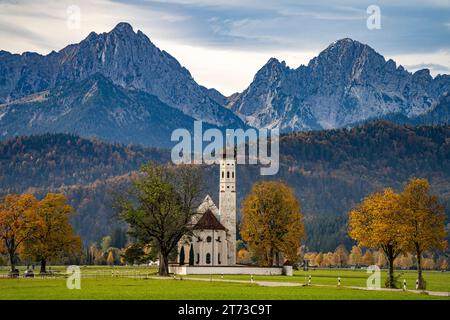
[229,38,450,131]
[254,58,289,82]
[111,22,134,34]
[0,23,243,128]
[413,69,433,81]
[310,38,385,73]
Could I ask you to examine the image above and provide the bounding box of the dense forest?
[1,122,449,251]
[0,133,170,193]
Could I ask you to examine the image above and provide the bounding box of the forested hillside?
[0,133,170,193]
[1,122,449,251]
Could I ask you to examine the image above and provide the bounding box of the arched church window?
[218,253,221,264]
[222,171,224,178]
[206,236,212,243]
[206,253,211,264]
[227,171,230,178]
[196,253,200,264]
[232,172,234,178]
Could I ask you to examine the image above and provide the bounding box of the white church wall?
[192,229,228,266]
[169,265,283,276]
[219,158,237,265]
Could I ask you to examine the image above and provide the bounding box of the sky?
[0,0,449,95]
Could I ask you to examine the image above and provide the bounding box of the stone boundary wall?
[169,265,284,275]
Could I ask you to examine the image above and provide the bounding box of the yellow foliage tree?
[349,246,362,266]
[304,252,317,266]
[349,188,403,288]
[362,250,375,266]
[394,253,414,269]
[439,259,448,271]
[322,252,334,267]
[422,258,435,270]
[24,194,82,273]
[237,249,252,264]
[375,249,386,267]
[107,250,115,266]
[314,252,324,266]
[334,245,349,267]
[398,178,447,289]
[240,181,305,266]
[0,194,38,272]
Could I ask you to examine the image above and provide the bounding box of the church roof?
[193,209,226,231]
[197,195,219,216]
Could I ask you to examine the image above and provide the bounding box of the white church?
[177,156,237,266]
[171,156,286,276]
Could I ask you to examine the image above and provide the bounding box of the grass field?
[186,269,450,292]
[0,266,449,300]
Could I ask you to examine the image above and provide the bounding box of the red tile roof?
[193,209,226,231]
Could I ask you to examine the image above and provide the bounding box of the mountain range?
[0,23,449,148]
[229,38,450,131]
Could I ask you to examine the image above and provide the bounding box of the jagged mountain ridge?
[0,22,244,128]
[1,25,449,145]
[0,73,220,147]
[228,38,450,131]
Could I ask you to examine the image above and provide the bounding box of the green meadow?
[187,268,450,293]
[0,266,449,300]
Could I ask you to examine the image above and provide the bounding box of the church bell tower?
[219,156,236,265]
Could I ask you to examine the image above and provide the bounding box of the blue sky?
[0,0,449,95]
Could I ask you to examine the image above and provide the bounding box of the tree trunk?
[384,245,396,289]
[9,250,15,272]
[7,238,16,272]
[159,252,169,276]
[416,247,425,290]
[269,247,274,266]
[40,259,47,274]
[387,256,395,288]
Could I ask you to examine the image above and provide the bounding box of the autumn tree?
[237,249,252,264]
[349,188,404,288]
[362,250,374,266]
[24,194,81,273]
[303,252,317,265]
[322,252,334,267]
[315,252,324,266]
[122,243,146,265]
[0,194,38,273]
[422,258,435,270]
[89,244,105,265]
[334,245,349,267]
[117,163,203,276]
[101,236,112,253]
[106,250,114,266]
[394,253,414,269]
[240,181,305,267]
[349,246,362,266]
[398,178,447,289]
[439,258,448,271]
[374,249,386,267]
